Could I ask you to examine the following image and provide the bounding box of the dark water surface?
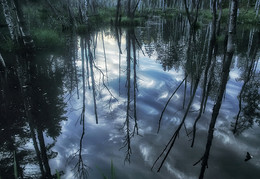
[1,18,260,179]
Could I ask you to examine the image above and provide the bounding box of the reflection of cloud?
[140,144,152,162]
[165,162,195,179]
[50,30,260,179]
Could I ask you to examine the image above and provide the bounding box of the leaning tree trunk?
[199,0,238,178]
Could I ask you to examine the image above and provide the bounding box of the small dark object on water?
[245,152,253,162]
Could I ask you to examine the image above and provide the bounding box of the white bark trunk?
[227,0,238,54]
[0,53,6,69]
[255,0,260,16]
[1,0,16,41]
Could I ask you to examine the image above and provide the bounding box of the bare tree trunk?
[0,53,6,70]
[13,0,35,49]
[255,0,260,16]
[183,0,201,31]
[115,0,121,25]
[88,41,98,124]
[1,0,17,41]
[199,1,238,178]
[183,0,192,25]
[131,29,139,136]
[29,123,45,177]
[127,0,132,18]
[191,0,217,147]
[124,29,132,162]
[37,127,52,178]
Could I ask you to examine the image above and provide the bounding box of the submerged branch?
[153,77,200,172]
[157,75,188,133]
[93,62,118,101]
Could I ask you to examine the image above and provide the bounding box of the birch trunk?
[0,53,6,70]
[1,0,17,41]
[199,1,238,178]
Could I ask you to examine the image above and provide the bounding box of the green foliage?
[216,34,225,43]
[76,24,89,34]
[32,29,65,49]
[220,8,230,23]
[87,7,116,28]
[238,9,260,24]
[136,8,178,19]
[199,9,212,22]
[120,17,144,26]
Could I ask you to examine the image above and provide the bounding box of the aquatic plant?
[97,160,116,179]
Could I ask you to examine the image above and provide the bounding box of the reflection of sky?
[51,30,260,179]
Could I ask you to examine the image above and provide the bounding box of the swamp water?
[1,17,260,179]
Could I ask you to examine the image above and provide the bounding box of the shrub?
[32,29,64,49]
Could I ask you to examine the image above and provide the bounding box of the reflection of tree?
[63,32,80,99]
[0,59,31,178]
[152,17,207,171]
[71,33,118,177]
[233,30,260,134]
[198,1,238,178]
[27,53,66,178]
[152,2,239,177]
[0,51,67,178]
[120,28,140,163]
[233,77,260,133]
[191,0,217,147]
[72,38,89,179]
